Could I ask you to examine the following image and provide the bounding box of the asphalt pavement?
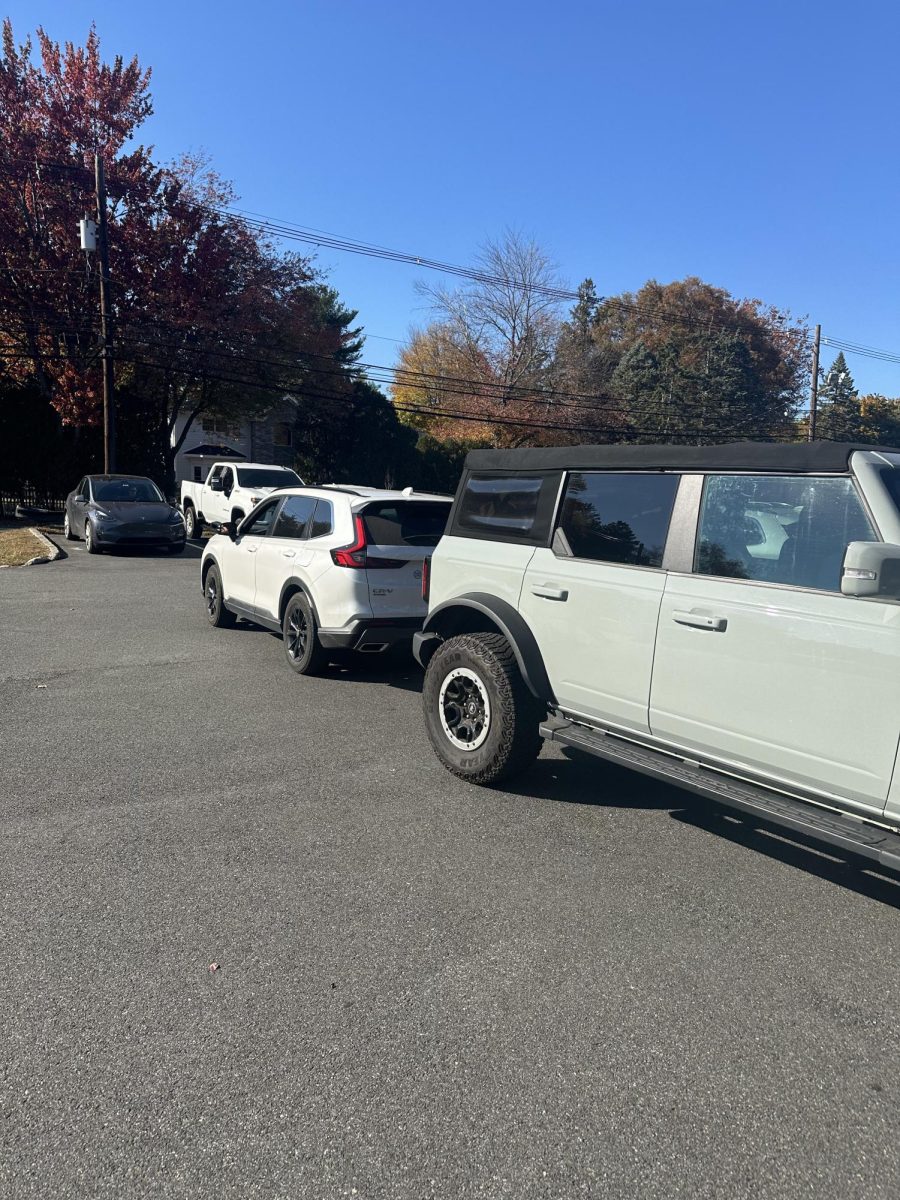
[2,537,899,1199]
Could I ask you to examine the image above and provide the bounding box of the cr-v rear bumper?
[318,618,422,651]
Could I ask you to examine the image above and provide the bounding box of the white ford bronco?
[414,442,900,872]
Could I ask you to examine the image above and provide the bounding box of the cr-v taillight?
[422,556,431,602]
[331,514,367,568]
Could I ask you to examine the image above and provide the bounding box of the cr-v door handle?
[673,610,727,632]
[531,584,568,601]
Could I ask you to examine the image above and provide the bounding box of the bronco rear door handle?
[673,610,727,632]
[531,584,568,601]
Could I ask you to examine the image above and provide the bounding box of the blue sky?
[8,0,900,396]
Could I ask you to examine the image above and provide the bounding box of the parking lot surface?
[2,541,899,1199]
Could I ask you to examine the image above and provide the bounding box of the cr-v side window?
[695,474,877,592]
[272,495,316,539]
[555,472,679,568]
[240,498,281,538]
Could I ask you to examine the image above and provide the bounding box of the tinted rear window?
[453,473,561,543]
[361,501,450,547]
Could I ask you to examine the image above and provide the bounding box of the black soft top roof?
[464,441,900,474]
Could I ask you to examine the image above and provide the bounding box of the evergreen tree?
[817,352,864,441]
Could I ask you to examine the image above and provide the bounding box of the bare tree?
[425,231,563,390]
[394,232,568,446]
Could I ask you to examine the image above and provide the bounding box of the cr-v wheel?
[423,632,544,785]
[204,564,235,628]
[282,592,328,675]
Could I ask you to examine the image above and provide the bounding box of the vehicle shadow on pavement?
[325,654,423,694]
[110,543,205,560]
[514,749,900,908]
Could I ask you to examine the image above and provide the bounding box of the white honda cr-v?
[199,485,452,673]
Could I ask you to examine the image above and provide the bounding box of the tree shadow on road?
[509,748,900,909]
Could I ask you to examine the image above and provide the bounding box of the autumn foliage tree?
[563,277,810,443]
[391,232,597,447]
[0,20,364,490]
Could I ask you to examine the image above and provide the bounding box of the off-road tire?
[282,592,328,676]
[423,632,544,785]
[204,564,236,628]
[184,505,203,540]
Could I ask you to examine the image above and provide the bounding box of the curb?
[26,527,63,565]
[0,527,65,569]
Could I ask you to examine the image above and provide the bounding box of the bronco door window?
[555,472,679,568]
[695,474,877,592]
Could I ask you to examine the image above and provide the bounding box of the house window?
[273,422,292,448]
[204,416,241,441]
[193,465,203,482]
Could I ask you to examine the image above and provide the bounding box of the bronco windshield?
[237,468,302,488]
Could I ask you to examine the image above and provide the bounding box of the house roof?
[183,443,247,459]
[464,442,900,474]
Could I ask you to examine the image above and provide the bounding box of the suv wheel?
[423,633,543,785]
[204,565,235,628]
[84,520,99,554]
[282,592,327,675]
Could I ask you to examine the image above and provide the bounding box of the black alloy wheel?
[282,592,327,676]
[205,565,235,628]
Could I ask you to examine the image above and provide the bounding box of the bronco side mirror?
[841,541,900,598]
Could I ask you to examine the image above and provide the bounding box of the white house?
[171,400,298,485]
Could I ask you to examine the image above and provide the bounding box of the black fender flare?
[277,577,321,628]
[419,593,555,703]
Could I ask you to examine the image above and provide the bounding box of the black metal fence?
[0,486,66,518]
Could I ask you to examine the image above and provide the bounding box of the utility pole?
[808,323,821,442]
[95,153,116,473]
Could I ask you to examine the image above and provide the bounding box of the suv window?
[272,495,316,540]
[556,472,678,568]
[240,498,280,537]
[453,473,560,543]
[309,499,334,539]
[696,474,877,592]
[361,501,450,547]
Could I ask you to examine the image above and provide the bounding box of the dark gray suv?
[64,474,186,554]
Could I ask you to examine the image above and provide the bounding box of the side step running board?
[540,717,900,873]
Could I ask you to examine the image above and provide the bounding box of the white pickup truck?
[180,461,304,540]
